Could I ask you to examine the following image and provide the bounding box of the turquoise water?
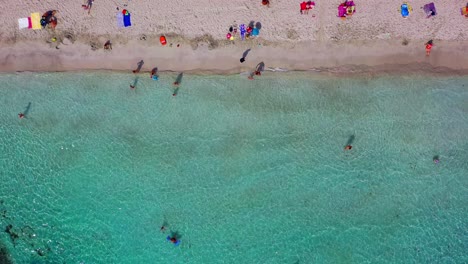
[0,72,467,263]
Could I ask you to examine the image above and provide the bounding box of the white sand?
[1,0,467,73]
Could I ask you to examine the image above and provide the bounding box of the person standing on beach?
[82,0,94,15]
[425,40,433,56]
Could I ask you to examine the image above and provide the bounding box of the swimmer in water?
[344,145,352,150]
[18,113,25,119]
[160,225,166,232]
[130,85,135,89]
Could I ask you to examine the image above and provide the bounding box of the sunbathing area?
[1,0,467,73]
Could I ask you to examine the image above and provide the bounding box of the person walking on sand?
[425,40,433,56]
[82,0,94,15]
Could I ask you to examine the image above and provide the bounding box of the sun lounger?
[18,18,29,29]
[30,12,41,30]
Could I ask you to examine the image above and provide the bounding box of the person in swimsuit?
[344,145,352,150]
[425,40,433,56]
[151,68,158,79]
[18,113,25,119]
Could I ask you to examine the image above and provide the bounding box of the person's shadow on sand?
[133,60,144,73]
[240,49,251,63]
[256,62,265,72]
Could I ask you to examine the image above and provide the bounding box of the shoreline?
[1,39,468,75]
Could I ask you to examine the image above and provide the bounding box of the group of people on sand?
[41,10,58,29]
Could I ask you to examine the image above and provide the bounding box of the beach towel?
[123,13,131,27]
[423,3,436,16]
[18,18,29,29]
[116,13,124,28]
[28,17,32,28]
[300,2,307,11]
[30,12,41,30]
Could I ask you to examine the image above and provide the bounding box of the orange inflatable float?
[160,35,167,46]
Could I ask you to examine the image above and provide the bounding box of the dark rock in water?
[4,225,19,245]
[21,226,36,239]
[35,245,51,257]
[36,248,46,257]
[0,243,13,264]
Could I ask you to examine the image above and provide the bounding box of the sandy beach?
[1,0,467,73]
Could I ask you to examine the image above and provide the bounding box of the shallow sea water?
[0,72,467,264]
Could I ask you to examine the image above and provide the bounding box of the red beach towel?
[28,17,32,28]
[300,2,307,11]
